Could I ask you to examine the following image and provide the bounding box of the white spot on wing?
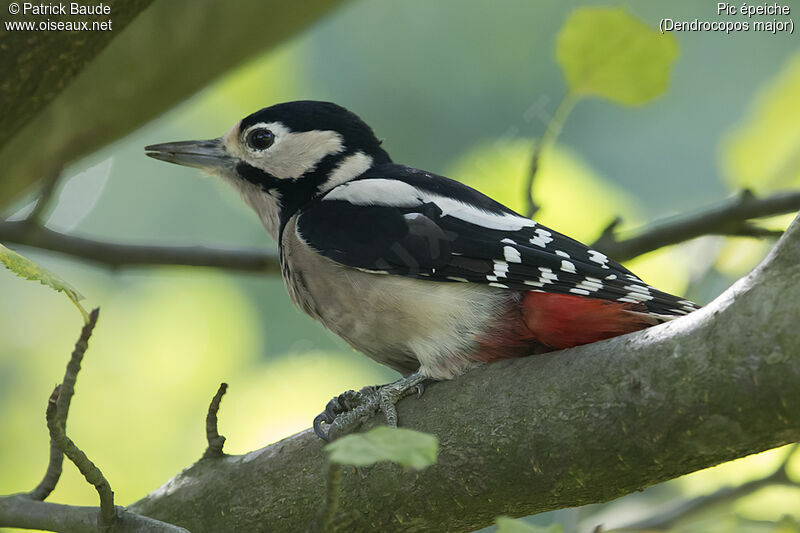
[588,250,610,268]
[493,261,509,278]
[530,228,553,248]
[538,267,558,285]
[503,246,522,263]
[625,284,651,295]
[622,283,654,302]
[524,280,545,287]
[560,260,576,273]
[555,250,570,258]
[575,277,603,292]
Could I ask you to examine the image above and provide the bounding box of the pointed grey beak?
[145,138,232,171]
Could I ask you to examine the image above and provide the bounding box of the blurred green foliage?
[723,52,800,191]
[2,1,800,532]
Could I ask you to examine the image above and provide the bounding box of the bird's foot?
[313,372,426,441]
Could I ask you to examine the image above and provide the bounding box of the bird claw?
[313,373,426,441]
[313,389,365,440]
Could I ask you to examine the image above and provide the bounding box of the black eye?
[246,128,275,150]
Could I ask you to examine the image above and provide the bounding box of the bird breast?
[279,216,513,379]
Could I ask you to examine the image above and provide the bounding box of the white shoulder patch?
[324,178,420,206]
[324,178,536,231]
[319,152,374,193]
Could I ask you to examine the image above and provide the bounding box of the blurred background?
[1,1,799,531]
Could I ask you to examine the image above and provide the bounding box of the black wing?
[295,165,699,316]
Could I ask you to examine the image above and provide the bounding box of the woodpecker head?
[145,101,390,239]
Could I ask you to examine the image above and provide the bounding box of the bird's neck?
[274,149,390,242]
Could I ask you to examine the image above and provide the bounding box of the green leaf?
[722,52,800,190]
[556,7,678,105]
[495,516,564,533]
[325,427,438,470]
[0,243,89,323]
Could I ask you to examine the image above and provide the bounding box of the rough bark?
[128,215,800,532]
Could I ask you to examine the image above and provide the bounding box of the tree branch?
[45,386,116,529]
[0,496,189,533]
[592,189,800,262]
[0,0,348,210]
[127,213,800,531]
[0,221,280,272]
[29,308,100,501]
[4,190,799,274]
[0,307,189,532]
[0,1,154,152]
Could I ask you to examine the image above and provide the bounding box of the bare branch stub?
[203,383,229,459]
[29,307,100,501]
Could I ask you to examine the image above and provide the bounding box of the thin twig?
[25,168,63,227]
[592,189,800,262]
[0,221,280,272]
[203,383,229,459]
[525,94,577,218]
[29,307,100,501]
[46,386,116,530]
[604,444,798,531]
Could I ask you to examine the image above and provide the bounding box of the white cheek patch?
[324,178,537,231]
[233,121,346,180]
[263,128,344,180]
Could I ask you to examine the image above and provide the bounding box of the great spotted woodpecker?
[146,101,699,440]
